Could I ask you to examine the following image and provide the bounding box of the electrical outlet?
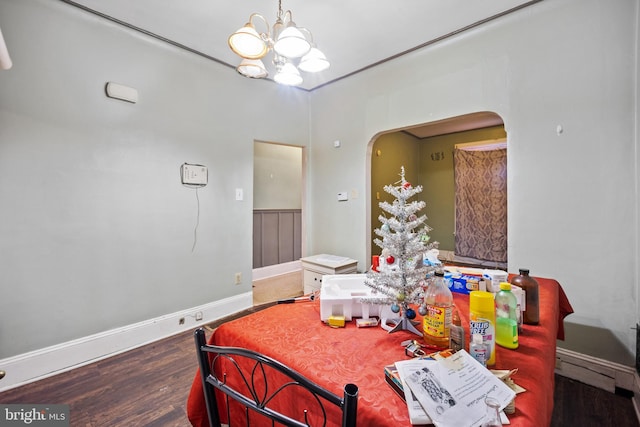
[195,311,203,321]
[235,272,242,285]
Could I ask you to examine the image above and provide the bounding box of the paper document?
[400,375,432,425]
[396,351,515,427]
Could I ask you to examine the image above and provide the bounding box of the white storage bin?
[320,274,382,322]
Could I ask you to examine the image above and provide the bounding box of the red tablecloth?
[187,276,573,427]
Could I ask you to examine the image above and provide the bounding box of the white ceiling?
[64,0,539,92]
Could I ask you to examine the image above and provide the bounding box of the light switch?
[235,188,244,201]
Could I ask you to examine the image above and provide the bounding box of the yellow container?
[469,291,496,366]
[328,315,346,328]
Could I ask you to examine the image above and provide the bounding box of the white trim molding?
[0,292,253,392]
[555,347,636,392]
[252,260,301,281]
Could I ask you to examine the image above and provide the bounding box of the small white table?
[300,254,358,294]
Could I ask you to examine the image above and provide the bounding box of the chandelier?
[227,0,330,86]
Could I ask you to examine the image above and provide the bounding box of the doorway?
[368,111,507,268]
[253,141,305,270]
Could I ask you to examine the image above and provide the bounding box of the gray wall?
[307,0,639,354]
[0,0,308,358]
[1,0,639,363]
[254,142,302,210]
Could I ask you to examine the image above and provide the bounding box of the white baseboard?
[252,261,301,281]
[555,347,636,392]
[0,292,253,392]
[556,347,640,423]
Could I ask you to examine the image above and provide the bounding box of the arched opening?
[367,111,507,269]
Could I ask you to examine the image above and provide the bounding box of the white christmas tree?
[363,167,439,335]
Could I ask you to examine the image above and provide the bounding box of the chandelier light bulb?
[273,25,311,58]
[298,47,330,73]
[274,62,303,86]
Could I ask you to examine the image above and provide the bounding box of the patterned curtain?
[454,148,507,263]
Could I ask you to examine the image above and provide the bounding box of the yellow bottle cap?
[469,291,495,313]
[499,282,511,291]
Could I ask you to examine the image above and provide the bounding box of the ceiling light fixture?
[228,0,329,86]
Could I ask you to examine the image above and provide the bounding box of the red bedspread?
[187,276,573,427]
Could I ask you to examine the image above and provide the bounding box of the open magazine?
[395,351,515,427]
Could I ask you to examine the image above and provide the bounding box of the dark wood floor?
[551,375,639,427]
[1,308,638,426]
[0,329,200,426]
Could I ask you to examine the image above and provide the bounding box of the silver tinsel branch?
[363,167,439,308]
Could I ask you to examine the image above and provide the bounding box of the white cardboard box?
[301,254,358,295]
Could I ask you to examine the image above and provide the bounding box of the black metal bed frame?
[194,328,358,427]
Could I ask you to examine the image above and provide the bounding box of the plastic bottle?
[510,268,539,325]
[495,282,519,349]
[470,333,488,367]
[469,290,496,366]
[423,271,453,349]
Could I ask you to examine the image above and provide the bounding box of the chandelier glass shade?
[227,22,268,59]
[227,1,329,86]
[273,25,311,58]
[274,61,303,86]
[298,47,330,73]
[236,58,268,79]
